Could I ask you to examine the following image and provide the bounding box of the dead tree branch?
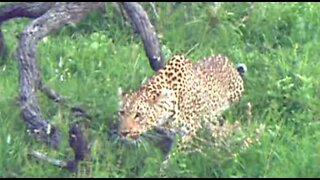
[39,81,66,103]
[0,2,54,56]
[0,2,97,104]
[0,2,64,101]
[29,122,90,173]
[121,2,164,71]
[17,2,104,149]
[29,150,67,167]
[0,2,54,22]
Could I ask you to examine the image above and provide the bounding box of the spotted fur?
[117,54,246,155]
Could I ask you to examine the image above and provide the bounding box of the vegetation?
[0,2,320,177]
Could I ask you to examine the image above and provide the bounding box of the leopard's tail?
[236,63,247,77]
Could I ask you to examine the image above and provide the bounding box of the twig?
[186,43,199,56]
[39,81,65,103]
[149,2,159,19]
[29,150,67,167]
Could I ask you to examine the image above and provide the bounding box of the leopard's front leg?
[159,131,203,175]
[158,117,202,175]
[161,122,201,161]
[154,127,176,159]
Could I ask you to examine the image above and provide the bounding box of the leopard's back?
[194,54,246,120]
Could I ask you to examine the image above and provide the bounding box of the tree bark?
[17,2,104,149]
[0,2,54,22]
[121,2,164,71]
[0,2,54,56]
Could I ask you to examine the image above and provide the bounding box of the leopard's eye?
[119,110,125,116]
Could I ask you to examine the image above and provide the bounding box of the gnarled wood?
[2,1,164,173]
[29,122,90,173]
[17,2,104,149]
[0,2,54,22]
[0,2,54,56]
[121,2,164,71]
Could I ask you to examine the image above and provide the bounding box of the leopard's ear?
[141,77,148,85]
[118,87,130,97]
[118,87,125,97]
[118,87,128,107]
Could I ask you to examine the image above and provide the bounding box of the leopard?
[116,54,247,159]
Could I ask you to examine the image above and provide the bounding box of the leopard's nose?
[120,130,130,137]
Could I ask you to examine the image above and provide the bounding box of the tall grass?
[0,2,320,177]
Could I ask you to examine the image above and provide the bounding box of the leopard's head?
[117,87,176,143]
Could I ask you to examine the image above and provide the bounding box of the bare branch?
[0,2,103,104]
[29,150,67,167]
[0,2,54,58]
[17,2,104,149]
[69,123,89,161]
[39,81,66,103]
[121,2,164,71]
[28,122,90,173]
[0,2,54,23]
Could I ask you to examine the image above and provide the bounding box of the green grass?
[1,2,320,177]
